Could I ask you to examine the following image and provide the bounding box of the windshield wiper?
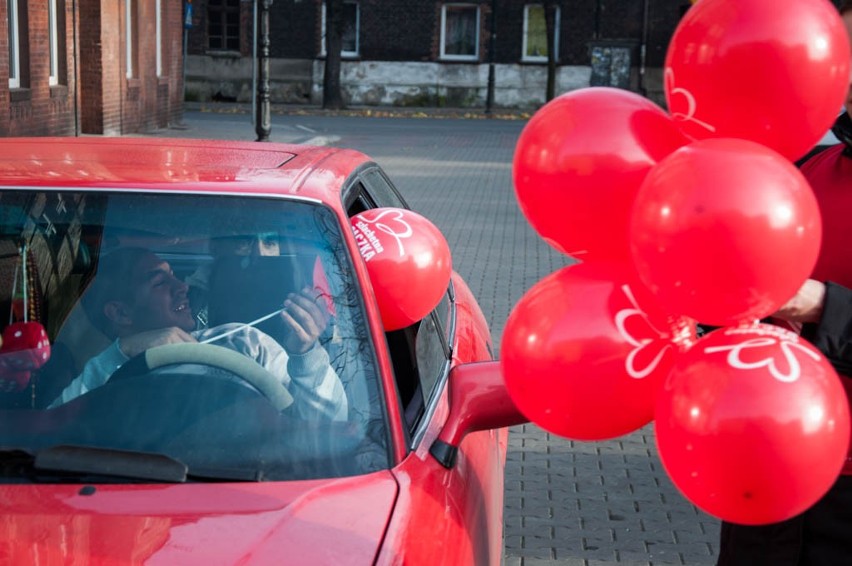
[0,445,266,483]
[34,445,189,483]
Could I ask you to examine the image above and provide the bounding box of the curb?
[186,101,533,121]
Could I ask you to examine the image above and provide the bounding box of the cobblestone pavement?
[144,109,721,565]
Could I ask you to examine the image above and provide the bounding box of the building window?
[207,0,240,51]
[7,0,20,88]
[440,4,480,61]
[156,0,163,76]
[321,1,360,57]
[125,0,138,78]
[47,0,67,85]
[522,4,559,62]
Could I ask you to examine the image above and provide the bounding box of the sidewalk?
[184,100,534,121]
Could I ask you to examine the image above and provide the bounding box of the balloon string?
[199,308,285,345]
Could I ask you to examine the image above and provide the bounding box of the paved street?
[146,108,720,565]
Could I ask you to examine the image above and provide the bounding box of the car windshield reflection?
[0,190,389,482]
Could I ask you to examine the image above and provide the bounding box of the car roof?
[0,137,373,205]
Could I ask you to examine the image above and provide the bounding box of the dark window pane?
[207,0,240,51]
[444,6,478,56]
[342,3,358,53]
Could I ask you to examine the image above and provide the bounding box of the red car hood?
[0,472,398,564]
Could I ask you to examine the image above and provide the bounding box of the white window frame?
[440,3,480,62]
[48,0,59,85]
[522,4,560,63]
[156,0,163,76]
[125,0,134,79]
[7,0,20,88]
[320,1,360,58]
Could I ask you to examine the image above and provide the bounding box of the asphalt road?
[149,109,721,565]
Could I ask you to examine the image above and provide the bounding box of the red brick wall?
[165,0,185,125]
[79,0,105,134]
[1,0,76,136]
[116,0,184,134]
[2,0,184,137]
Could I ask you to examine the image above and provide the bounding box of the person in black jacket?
[716,3,852,562]
[716,280,852,565]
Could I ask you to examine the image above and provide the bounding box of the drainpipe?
[594,0,601,39]
[638,0,649,96]
[73,0,80,135]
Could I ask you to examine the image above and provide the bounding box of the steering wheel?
[110,342,294,411]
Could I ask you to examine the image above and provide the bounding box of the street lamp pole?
[255,0,272,141]
[485,0,497,114]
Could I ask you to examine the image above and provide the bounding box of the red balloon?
[351,208,452,331]
[665,0,850,161]
[501,262,695,441]
[802,144,852,288]
[630,138,822,327]
[655,323,850,525]
[512,87,688,261]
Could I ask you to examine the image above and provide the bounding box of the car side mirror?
[430,360,528,469]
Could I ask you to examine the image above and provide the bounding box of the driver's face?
[126,252,195,333]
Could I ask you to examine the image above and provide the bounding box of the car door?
[344,164,506,565]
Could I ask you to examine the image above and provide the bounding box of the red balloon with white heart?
[351,207,452,331]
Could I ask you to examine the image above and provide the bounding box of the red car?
[0,138,525,564]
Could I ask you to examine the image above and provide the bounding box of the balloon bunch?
[504,0,852,525]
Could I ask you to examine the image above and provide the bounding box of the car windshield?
[0,190,389,483]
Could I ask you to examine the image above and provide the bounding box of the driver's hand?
[279,287,330,355]
[118,327,198,358]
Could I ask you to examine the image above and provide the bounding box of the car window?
[415,305,450,404]
[359,166,409,209]
[345,180,454,439]
[387,304,452,437]
[345,182,376,217]
[0,189,389,482]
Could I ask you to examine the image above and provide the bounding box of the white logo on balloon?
[664,68,717,134]
[615,285,673,380]
[703,335,821,383]
[360,209,414,256]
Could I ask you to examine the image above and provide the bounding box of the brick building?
[1,0,185,137]
[185,0,693,109]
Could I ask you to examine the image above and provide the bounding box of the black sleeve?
[801,282,852,377]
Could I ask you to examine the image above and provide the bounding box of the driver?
[49,247,348,421]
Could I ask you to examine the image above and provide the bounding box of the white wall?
[311,60,593,108]
[186,55,615,109]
